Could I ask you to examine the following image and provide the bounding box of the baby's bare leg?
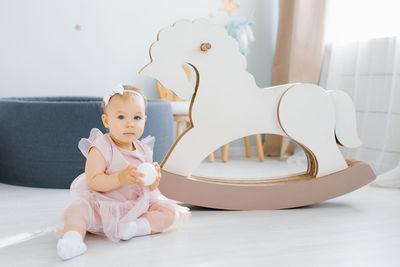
[58,202,90,260]
[63,202,90,239]
[142,202,176,234]
[118,202,176,240]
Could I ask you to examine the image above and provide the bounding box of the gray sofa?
[0,97,174,189]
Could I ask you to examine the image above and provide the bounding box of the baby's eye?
[134,116,142,120]
[118,115,125,120]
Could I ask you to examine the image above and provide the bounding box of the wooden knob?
[200,42,212,52]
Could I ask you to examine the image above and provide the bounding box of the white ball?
[137,163,157,186]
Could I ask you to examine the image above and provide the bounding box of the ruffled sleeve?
[78,128,112,166]
[136,136,155,163]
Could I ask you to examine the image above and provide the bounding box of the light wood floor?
[0,154,399,266]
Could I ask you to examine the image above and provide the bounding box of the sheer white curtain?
[321,0,400,188]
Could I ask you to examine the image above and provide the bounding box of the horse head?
[140,56,195,100]
[140,18,244,100]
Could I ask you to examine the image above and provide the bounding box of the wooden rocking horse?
[140,18,375,210]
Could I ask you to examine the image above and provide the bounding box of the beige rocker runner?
[140,18,375,210]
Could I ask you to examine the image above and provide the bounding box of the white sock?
[57,230,87,260]
[119,218,151,241]
[119,222,138,241]
[136,217,152,236]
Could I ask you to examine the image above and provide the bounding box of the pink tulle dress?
[62,128,190,242]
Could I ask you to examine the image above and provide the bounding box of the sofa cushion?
[0,97,173,189]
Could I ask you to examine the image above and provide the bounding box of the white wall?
[0,0,278,99]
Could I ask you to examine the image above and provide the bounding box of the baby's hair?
[101,85,147,113]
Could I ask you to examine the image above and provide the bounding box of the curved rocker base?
[159,160,376,210]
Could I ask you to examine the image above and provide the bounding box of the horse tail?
[327,90,362,148]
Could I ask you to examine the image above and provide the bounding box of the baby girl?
[57,85,190,260]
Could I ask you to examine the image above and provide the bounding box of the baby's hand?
[149,162,161,191]
[118,165,144,186]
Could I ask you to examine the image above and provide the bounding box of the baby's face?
[102,94,146,149]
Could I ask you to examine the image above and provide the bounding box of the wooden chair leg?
[177,121,183,137]
[255,134,264,162]
[222,143,229,163]
[244,136,251,158]
[208,152,215,162]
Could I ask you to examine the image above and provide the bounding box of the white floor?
[193,146,308,180]
[1,149,400,267]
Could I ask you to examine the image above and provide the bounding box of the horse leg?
[162,128,213,177]
[278,84,348,177]
[318,143,347,177]
[300,136,347,177]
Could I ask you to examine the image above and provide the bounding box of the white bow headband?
[103,84,145,105]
